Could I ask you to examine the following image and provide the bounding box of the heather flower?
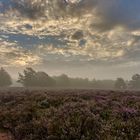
[118,107,139,120]
[0,89,140,139]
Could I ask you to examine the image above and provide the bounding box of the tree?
[92,79,115,89]
[35,72,55,87]
[17,67,37,87]
[17,67,55,87]
[129,74,140,89]
[53,74,70,87]
[115,78,126,89]
[0,67,12,87]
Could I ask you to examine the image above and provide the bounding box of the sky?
[0,0,140,79]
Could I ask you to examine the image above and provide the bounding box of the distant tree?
[35,72,55,87]
[129,74,140,89]
[17,67,37,87]
[92,79,115,89]
[0,67,12,87]
[53,74,70,87]
[17,67,55,87]
[115,78,126,89]
[70,77,91,87]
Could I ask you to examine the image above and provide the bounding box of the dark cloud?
[8,0,98,20]
[9,0,140,31]
[131,35,140,46]
[71,30,84,40]
[93,0,140,31]
[11,0,47,19]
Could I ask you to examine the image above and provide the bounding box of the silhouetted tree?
[53,75,115,89]
[17,67,37,87]
[17,67,55,87]
[0,67,12,87]
[36,72,55,87]
[70,77,91,87]
[129,74,140,89]
[53,74,70,87]
[92,79,115,89]
[115,78,126,89]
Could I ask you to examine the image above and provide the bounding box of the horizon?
[4,67,138,81]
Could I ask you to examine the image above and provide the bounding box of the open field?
[0,88,140,140]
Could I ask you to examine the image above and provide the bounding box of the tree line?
[0,67,140,89]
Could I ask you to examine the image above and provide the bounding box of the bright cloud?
[0,38,41,67]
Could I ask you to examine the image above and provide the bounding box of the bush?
[0,89,140,140]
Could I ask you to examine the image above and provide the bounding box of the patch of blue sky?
[0,33,68,49]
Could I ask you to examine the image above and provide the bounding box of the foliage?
[0,89,140,140]
[17,67,55,87]
[1,67,140,89]
[115,78,126,89]
[129,74,140,89]
[0,67,12,87]
[53,74,70,87]
[53,76,115,89]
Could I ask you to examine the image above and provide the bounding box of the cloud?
[71,30,84,40]
[0,38,41,67]
[1,0,140,79]
[10,0,91,19]
[6,0,140,32]
[92,0,140,31]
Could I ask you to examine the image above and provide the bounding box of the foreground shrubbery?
[0,89,140,140]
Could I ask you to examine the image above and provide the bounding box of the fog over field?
[0,0,140,79]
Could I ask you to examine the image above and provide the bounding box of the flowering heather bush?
[0,89,140,140]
